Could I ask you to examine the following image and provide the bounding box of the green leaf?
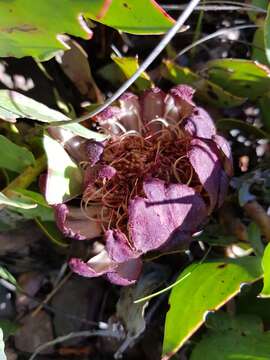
[43,134,83,205]
[0,135,35,173]
[0,192,37,209]
[252,28,269,66]
[247,222,264,257]
[205,311,262,334]
[206,59,270,100]
[35,219,69,247]
[162,257,262,359]
[217,118,270,139]
[259,243,270,297]
[0,266,17,287]
[84,0,174,34]
[9,189,54,221]
[60,123,107,142]
[11,189,49,207]
[0,90,67,123]
[191,313,270,360]
[164,61,245,108]
[0,0,173,60]
[0,90,107,141]
[0,329,6,360]
[265,3,270,64]
[191,330,270,360]
[112,55,152,91]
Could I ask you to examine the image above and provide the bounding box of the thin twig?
[173,24,259,60]
[163,3,266,13]
[164,0,266,12]
[204,0,266,11]
[31,271,72,317]
[28,329,123,360]
[164,6,258,12]
[48,0,201,127]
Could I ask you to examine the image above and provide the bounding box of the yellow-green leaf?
[164,60,245,108]
[112,55,152,91]
[260,243,270,297]
[43,134,83,205]
[0,135,35,173]
[206,59,270,100]
[265,2,270,63]
[162,257,262,359]
[0,0,173,60]
[0,192,37,209]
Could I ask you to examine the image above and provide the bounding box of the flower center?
[83,126,201,235]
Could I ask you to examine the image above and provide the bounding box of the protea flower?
[48,85,232,285]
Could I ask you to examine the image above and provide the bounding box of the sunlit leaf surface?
[162,257,262,359]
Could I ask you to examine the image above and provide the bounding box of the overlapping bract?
[46,85,232,285]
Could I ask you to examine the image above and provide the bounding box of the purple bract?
[46,85,232,285]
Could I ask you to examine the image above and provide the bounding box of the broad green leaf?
[0,90,68,123]
[265,3,270,63]
[9,189,54,221]
[0,329,6,360]
[164,61,245,108]
[0,192,37,209]
[112,55,152,91]
[205,311,263,334]
[0,135,35,173]
[206,59,270,100]
[252,28,269,66]
[162,257,262,359]
[0,0,173,60]
[0,90,107,141]
[83,0,174,34]
[11,189,49,207]
[35,219,69,247]
[191,330,270,360]
[43,134,83,205]
[0,266,17,287]
[217,118,270,139]
[191,313,270,360]
[260,243,270,297]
